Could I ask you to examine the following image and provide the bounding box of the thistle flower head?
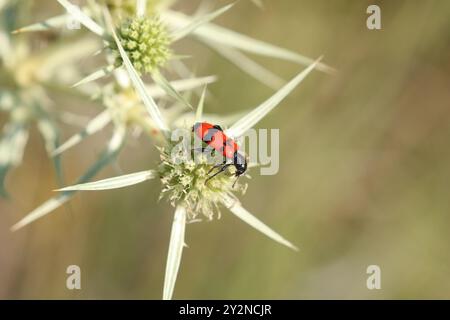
[112,16,171,74]
[104,0,163,18]
[157,138,247,221]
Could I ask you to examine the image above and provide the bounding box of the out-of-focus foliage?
[1,0,450,299]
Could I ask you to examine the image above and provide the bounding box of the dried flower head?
[112,16,171,74]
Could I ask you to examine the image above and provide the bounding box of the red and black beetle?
[193,122,247,185]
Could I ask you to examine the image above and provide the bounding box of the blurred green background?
[1,0,450,299]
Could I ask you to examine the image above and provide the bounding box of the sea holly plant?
[51,75,220,156]
[14,0,334,89]
[7,0,242,213]
[11,53,321,299]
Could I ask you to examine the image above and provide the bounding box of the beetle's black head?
[233,152,247,177]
